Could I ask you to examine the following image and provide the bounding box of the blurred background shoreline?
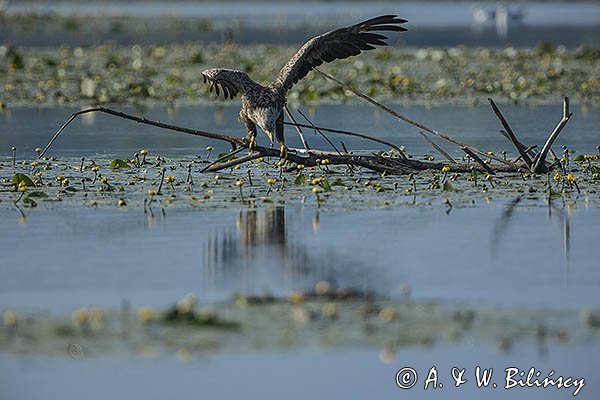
[2,1,600,47]
[1,1,599,107]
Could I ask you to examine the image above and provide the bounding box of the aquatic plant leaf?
[294,173,307,185]
[26,191,48,198]
[163,308,240,330]
[11,173,35,187]
[331,178,345,186]
[322,179,332,192]
[443,181,455,192]
[109,159,130,169]
[22,197,37,208]
[548,191,562,198]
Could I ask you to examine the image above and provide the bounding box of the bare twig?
[200,147,247,172]
[418,131,456,163]
[489,98,533,167]
[513,144,538,163]
[296,109,343,156]
[296,108,356,172]
[282,121,403,153]
[284,105,310,150]
[316,68,516,169]
[39,106,243,158]
[461,147,495,175]
[532,97,572,173]
[204,151,265,172]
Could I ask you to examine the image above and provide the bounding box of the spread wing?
[271,15,407,95]
[201,68,250,100]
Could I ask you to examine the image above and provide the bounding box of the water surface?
[1,342,598,399]
[1,103,599,158]
[1,103,599,400]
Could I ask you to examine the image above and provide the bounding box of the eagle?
[201,15,407,157]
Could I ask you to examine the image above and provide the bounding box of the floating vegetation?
[1,94,599,216]
[1,291,599,358]
[1,142,599,218]
[1,43,599,107]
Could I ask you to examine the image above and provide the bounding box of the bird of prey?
[201,15,407,157]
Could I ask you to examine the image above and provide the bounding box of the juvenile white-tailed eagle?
[201,15,407,156]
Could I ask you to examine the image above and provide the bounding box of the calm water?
[2,342,599,399]
[0,203,599,311]
[1,103,599,400]
[2,103,599,158]
[1,103,600,310]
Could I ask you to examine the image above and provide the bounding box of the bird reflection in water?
[203,205,333,293]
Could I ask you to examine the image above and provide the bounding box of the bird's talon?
[279,144,288,159]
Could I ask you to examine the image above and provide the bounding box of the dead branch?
[284,105,310,150]
[296,108,344,156]
[282,121,404,154]
[461,147,495,175]
[39,94,569,176]
[202,144,521,175]
[419,131,456,163]
[513,144,538,163]
[200,147,247,172]
[39,106,244,158]
[532,97,572,173]
[316,68,517,169]
[38,105,423,174]
[489,98,533,167]
[39,105,403,161]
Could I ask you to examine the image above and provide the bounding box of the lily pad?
[26,191,48,198]
[11,173,35,187]
[109,159,130,169]
[22,197,38,207]
[443,181,455,192]
[294,173,307,185]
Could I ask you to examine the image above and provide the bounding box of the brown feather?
[271,14,407,94]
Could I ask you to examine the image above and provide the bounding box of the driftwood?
[39,73,572,176]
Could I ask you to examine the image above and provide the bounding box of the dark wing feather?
[272,15,407,94]
[201,70,243,100]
